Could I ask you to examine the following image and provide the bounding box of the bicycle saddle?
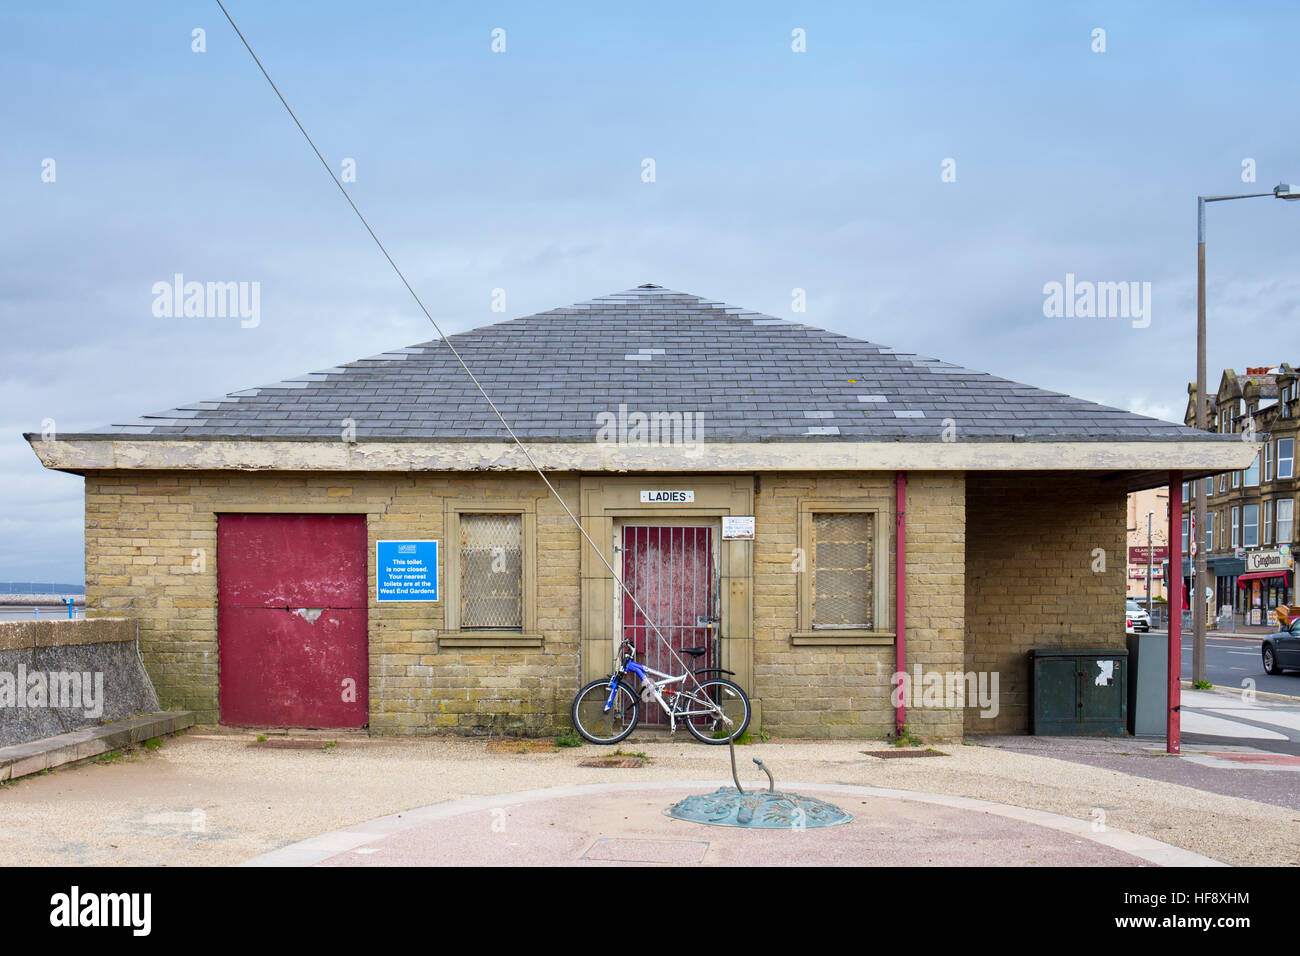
[682,646,709,657]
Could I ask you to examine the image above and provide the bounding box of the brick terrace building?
[1126,487,1169,604]
[28,286,1251,740]
[1182,365,1298,625]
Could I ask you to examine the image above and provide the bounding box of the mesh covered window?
[812,512,873,629]
[460,513,523,629]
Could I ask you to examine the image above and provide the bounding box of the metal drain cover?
[861,749,947,758]
[249,739,339,750]
[578,757,645,768]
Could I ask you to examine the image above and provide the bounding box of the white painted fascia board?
[27,437,1260,475]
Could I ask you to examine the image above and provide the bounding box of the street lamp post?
[1146,510,1154,613]
[1193,183,1300,682]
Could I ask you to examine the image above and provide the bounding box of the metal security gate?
[620,524,716,725]
[218,514,369,728]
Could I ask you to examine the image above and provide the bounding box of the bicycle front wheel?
[571,677,640,744]
[682,678,751,744]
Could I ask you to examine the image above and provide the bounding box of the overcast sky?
[3,1,1298,584]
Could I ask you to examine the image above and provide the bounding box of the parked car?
[1262,619,1300,675]
[1126,599,1150,635]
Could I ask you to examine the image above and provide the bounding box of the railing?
[1149,606,1251,633]
[0,601,84,620]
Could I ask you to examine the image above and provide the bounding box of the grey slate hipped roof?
[73,286,1226,444]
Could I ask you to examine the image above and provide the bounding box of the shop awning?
[1237,570,1292,586]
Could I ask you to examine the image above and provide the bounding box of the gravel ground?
[0,728,1297,866]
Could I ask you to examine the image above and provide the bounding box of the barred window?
[812,512,873,629]
[460,513,523,629]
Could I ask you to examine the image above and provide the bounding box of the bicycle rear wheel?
[682,678,751,744]
[571,677,640,744]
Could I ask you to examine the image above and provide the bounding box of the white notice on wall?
[722,516,755,539]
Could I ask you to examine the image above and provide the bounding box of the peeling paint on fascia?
[24,437,1260,476]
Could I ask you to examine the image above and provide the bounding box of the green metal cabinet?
[1029,648,1128,735]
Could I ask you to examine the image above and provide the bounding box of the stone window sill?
[790,631,896,646]
[438,632,544,648]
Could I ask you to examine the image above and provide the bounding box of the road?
[1149,630,1300,698]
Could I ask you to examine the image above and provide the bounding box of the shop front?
[1207,555,1244,623]
[1237,548,1295,625]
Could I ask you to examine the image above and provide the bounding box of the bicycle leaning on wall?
[571,639,751,745]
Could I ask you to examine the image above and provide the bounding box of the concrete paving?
[0,711,194,781]
[246,781,1219,867]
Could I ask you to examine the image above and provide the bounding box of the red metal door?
[620,525,715,725]
[218,514,369,728]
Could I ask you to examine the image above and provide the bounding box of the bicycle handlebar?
[618,639,637,667]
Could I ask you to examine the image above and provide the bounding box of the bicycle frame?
[605,646,731,735]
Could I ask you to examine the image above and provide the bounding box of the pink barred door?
[620,525,716,725]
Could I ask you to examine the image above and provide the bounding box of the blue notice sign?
[376,540,439,602]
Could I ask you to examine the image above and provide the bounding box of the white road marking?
[1206,707,1300,733]
[1180,711,1288,740]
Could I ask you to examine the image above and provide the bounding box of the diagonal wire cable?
[213,0,719,705]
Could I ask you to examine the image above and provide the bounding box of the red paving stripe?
[1208,752,1300,766]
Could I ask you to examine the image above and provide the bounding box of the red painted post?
[895,471,907,736]
[1167,472,1183,754]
